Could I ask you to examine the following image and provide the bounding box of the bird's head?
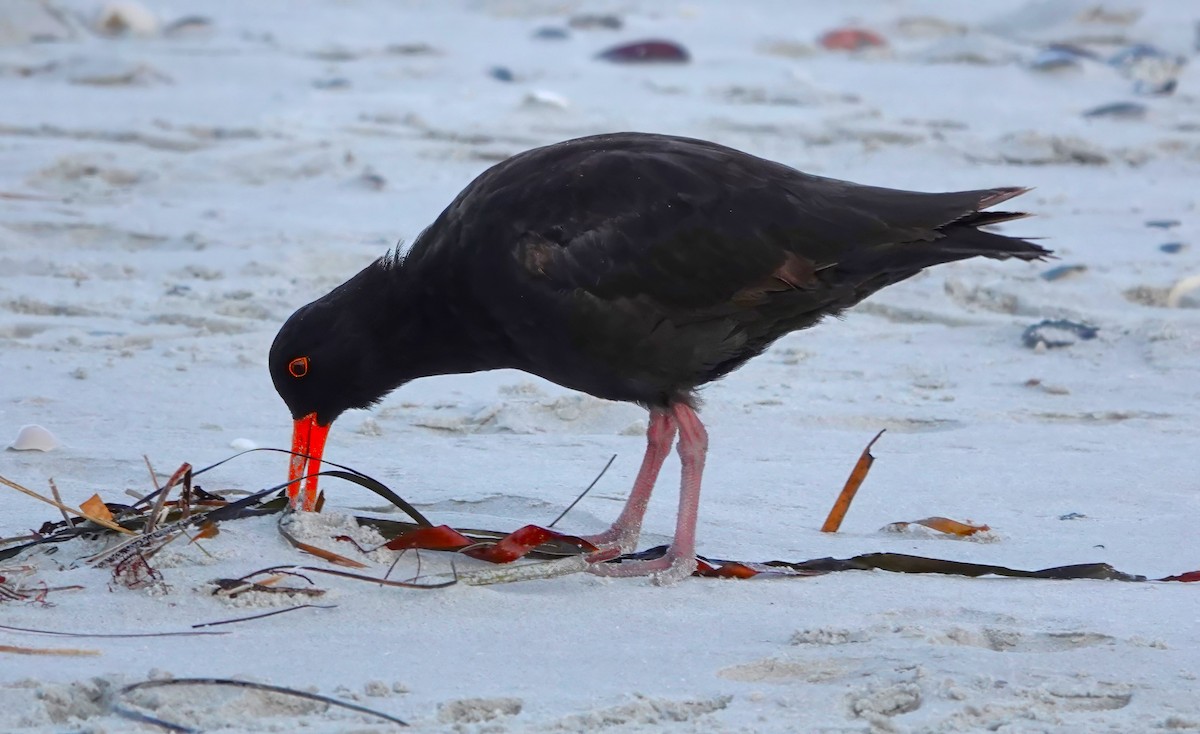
[269,295,389,510]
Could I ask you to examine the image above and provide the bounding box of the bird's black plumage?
[271,132,1047,423]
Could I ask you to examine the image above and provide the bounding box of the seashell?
[597,39,690,63]
[8,424,61,451]
[229,438,257,451]
[93,1,159,37]
[818,28,886,52]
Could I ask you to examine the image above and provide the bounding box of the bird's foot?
[586,546,698,585]
[579,527,640,558]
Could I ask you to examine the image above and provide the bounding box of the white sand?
[2,0,1198,731]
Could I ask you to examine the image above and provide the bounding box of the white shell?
[8,424,61,451]
[229,437,257,451]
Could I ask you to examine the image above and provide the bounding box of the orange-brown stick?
[820,430,885,533]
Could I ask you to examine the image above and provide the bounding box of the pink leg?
[589,403,707,581]
[582,409,676,554]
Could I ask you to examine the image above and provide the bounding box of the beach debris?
[110,678,408,731]
[1022,319,1099,349]
[819,27,886,51]
[1024,377,1070,395]
[820,431,884,533]
[522,89,570,109]
[1159,242,1186,254]
[1029,43,1096,71]
[161,15,213,39]
[228,438,257,451]
[92,1,159,37]
[3,450,1199,590]
[597,39,690,63]
[1145,219,1180,229]
[7,424,60,452]
[882,517,991,537]
[1083,101,1146,120]
[1059,512,1086,520]
[1040,264,1088,281]
[1108,43,1186,95]
[569,14,622,31]
[1166,273,1200,308]
[532,26,568,41]
[488,65,515,82]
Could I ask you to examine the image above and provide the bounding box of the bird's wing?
[503,139,1021,314]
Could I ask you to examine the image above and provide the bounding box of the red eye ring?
[288,357,309,378]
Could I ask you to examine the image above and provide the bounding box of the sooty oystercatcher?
[270,132,1049,581]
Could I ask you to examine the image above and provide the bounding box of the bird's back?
[403,133,1046,407]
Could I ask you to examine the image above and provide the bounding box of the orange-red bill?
[289,412,329,511]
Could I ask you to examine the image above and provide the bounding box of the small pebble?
[818,28,886,51]
[8,424,61,451]
[229,437,257,451]
[313,77,351,90]
[532,27,569,41]
[1146,219,1181,229]
[488,65,515,82]
[1028,44,1094,71]
[1058,512,1086,521]
[1021,319,1099,349]
[1160,242,1186,254]
[1083,101,1146,120]
[597,39,690,63]
[1040,264,1087,281]
[569,14,622,31]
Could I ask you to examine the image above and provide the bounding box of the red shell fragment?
[597,39,690,64]
[818,28,886,51]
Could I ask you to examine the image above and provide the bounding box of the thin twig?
[191,604,337,628]
[47,479,71,526]
[110,678,408,732]
[0,475,134,535]
[548,453,617,528]
[0,644,99,656]
[0,623,227,638]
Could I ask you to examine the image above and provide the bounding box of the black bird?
[270,132,1048,581]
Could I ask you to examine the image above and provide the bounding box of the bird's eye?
[288,357,310,378]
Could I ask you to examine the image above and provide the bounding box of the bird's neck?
[350,253,512,388]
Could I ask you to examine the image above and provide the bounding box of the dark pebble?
[569,14,622,31]
[597,39,690,63]
[1160,242,1186,254]
[533,27,569,40]
[1083,101,1146,120]
[1145,219,1180,229]
[1040,264,1087,281]
[489,66,515,82]
[1022,319,1099,349]
[1058,512,1086,521]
